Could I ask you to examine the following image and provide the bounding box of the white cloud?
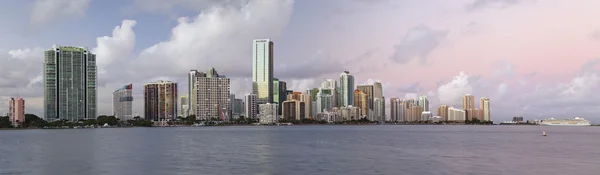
[131,0,294,81]
[92,20,137,84]
[390,25,448,64]
[30,0,91,26]
[437,71,474,106]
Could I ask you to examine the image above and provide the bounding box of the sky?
[1,0,600,122]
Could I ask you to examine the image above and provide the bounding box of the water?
[1,125,599,175]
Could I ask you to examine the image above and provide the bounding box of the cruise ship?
[539,117,591,126]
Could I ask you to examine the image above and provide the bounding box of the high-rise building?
[373,82,383,98]
[232,98,244,116]
[282,100,306,120]
[259,103,278,124]
[113,84,133,121]
[8,98,25,127]
[273,78,287,115]
[192,68,230,121]
[448,107,466,121]
[389,98,399,122]
[252,39,274,104]
[340,71,354,107]
[287,92,312,118]
[244,94,258,119]
[144,80,178,121]
[398,99,408,122]
[418,94,429,111]
[481,97,491,121]
[437,105,449,121]
[180,96,189,118]
[188,70,201,116]
[320,79,338,107]
[353,90,368,118]
[44,45,97,121]
[357,85,374,110]
[316,91,333,113]
[374,97,385,122]
[463,94,475,120]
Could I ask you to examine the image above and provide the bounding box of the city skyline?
[1,1,600,122]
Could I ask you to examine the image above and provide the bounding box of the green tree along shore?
[0,114,492,129]
[0,114,154,128]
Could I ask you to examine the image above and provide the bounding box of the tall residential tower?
[44,45,97,121]
[340,71,354,107]
[113,84,133,121]
[252,39,274,104]
[144,80,178,121]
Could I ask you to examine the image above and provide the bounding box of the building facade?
[437,105,449,121]
[252,39,274,104]
[448,107,466,121]
[339,71,354,107]
[389,98,399,122]
[481,97,491,121]
[273,78,287,115]
[188,70,201,116]
[418,94,429,111]
[316,91,333,113]
[44,45,97,121]
[357,85,374,110]
[282,100,306,120]
[180,95,189,118]
[113,84,133,121]
[244,94,258,119]
[144,80,178,121]
[353,90,368,118]
[373,97,385,122]
[8,98,25,127]
[321,79,338,107]
[463,94,475,120]
[259,103,278,124]
[193,68,231,121]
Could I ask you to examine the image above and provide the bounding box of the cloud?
[390,25,448,64]
[93,20,137,85]
[129,0,250,15]
[0,48,46,115]
[276,50,347,79]
[29,0,91,26]
[128,0,294,82]
[491,60,516,78]
[465,0,524,12]
[436,72,474,106]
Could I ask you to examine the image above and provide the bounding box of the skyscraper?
[390,98,399,122]
[481,97,491,121]
[144,80,178,121]
[463,94,475,121]
[252,39,274,104]
[353,89,368,118]
[244,94,258,119]
[193,68,231,121]
[418,95,429,111]
[273,78,287,115]
[357,85,374,110]
[316,91,333,113]
[8,98,24,127]
[113,84,133,121]
[340,71,354,107]
[373,82,383,98]
[44,45,97,121]
[374,97,385,122]
[188,70,201,116]
[180,95,189,117]
[320,79,338,107]
[437,105,449,121]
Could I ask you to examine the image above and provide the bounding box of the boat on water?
[539,117,591,126]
